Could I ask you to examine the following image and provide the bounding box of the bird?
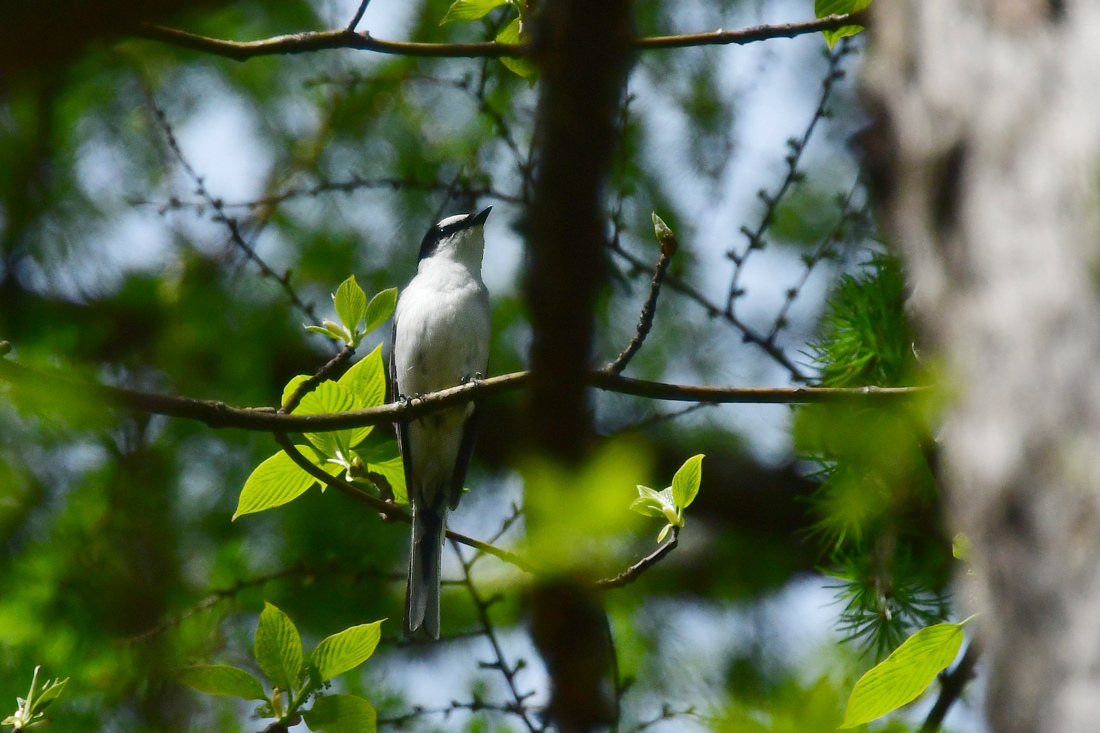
[390,206,492,639]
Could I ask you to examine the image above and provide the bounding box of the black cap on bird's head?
[417,206,492,262]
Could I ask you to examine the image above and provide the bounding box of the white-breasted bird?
[391,206,492,639]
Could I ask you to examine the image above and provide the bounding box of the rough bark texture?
[862,2,1100,732]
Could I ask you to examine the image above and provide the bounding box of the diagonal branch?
[271,434,538,573]
[605,230,675,375]
[920,642,981,733]
[594,528,678,589]
[135,13,867,63]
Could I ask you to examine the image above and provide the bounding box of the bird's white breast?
[393,258,490,399]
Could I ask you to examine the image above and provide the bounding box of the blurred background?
[0,0,973,730]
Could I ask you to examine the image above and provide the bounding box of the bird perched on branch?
[391,206,492,639]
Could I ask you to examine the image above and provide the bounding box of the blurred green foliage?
[0,0,948,731]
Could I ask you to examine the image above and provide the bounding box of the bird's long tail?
[405,497,447,639]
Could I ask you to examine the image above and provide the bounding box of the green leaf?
[311,620,384,682]
[295,381,363,458]
[363,288,398,335]
[334,276,368,334]
[28,672,67,714]
[496,18,539,80]
[307,320,353,344]
[234,449,321,519]
[179,666,267,701]
[367,456,407,505]
[629,496,665,518]
[337,344,386,446]
[281,374,310,408]
[671,454,705,509]
[841,622,965,728]
[352,440,406,504]
[255,602,304,692]
[658,487,675,506]
[304,694,377,733]
[815,0,871,45]
[440,0,509,24]
[630,485,668,518]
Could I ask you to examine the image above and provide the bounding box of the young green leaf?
[337,343,387,446]
[294,381,363,458]
[363,287,398,335]
[255,602,304,692]
[815,0,871,46]
[281,374,310,408]
[234,449,319,520]
[630,485,667,518]
[496,17,538,80]
[671,454,704,509]
[304,694,377,733]
[368,457,407,504]
[30,676,67,713]
[178,666,267,701]
[4,667,68,730]
[333,276,368,335]
[306,319,354,345]
[311,620,384,682]
[841,621,966,728]
[440,0,509,24]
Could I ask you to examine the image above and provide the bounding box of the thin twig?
[594,528,679,589]
[604,402,712,436]
[607,239,808,382]
[920,642,981,733]
[148,103,322,327]
[346,0,372,32]
[273,434,538,573]
[135,13,868,63]
[453,542,542,732]
[725,40,853,320]
[764,178,866,343]
[377,698,538,727]
[469,503,525,569]
[279,344,356,414]
[606,236,674,375]
[131,176,522,214]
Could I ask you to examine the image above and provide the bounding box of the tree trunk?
[862,2,1100,731]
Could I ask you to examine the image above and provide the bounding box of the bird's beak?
[469,206,492,227]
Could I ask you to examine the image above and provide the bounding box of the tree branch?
[919,642,980,733]
[0,347,926,429]
[605,233,674,375]
[0,346,927,432]
[135,13,867,63]
[594,528,678,589]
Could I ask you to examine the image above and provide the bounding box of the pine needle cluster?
[797,254,952,659]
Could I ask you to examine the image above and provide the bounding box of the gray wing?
[390,315,415,493]
[448,404,481,511]
[449,284,490,510]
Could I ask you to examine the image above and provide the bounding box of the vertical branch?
[523,0,635,462]
[521,4,634,733]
